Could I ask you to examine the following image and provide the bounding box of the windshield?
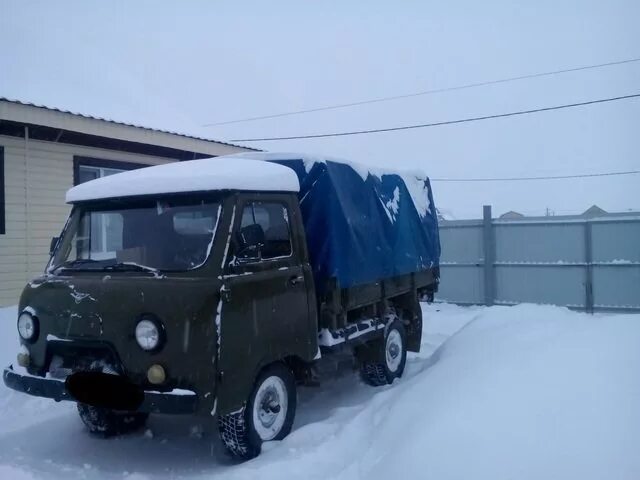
[50,196,221,273]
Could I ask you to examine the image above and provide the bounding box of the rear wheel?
[77,403,148,437]
[218,363,297,460]
[359,319,407,386]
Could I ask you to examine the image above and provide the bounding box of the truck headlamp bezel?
[134,316,165,352]
[17,311,39,343]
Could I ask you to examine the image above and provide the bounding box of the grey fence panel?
[494,223,585,263]
[438,222,484,304]
[495,265,586,307]
[592,266,640,309]
[436,208,640,312]
[591,221,640,262]
[439,224,483,263]
[438,265,484,304]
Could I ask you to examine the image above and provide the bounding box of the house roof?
[499,210,525,218]
[0,97,258,156]
[582,205,607,217]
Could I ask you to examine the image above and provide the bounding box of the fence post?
[483,205,496,306]
[584,221,594,313]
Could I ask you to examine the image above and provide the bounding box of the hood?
[19,273,221,393]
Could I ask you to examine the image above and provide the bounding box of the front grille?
[47,355,72,379]
[46,341,123,378]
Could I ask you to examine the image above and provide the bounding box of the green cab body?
[7,189,318,418]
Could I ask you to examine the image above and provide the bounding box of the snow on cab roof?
[66,157,300,203]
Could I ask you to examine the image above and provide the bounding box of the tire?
[359,319,407,386]
[77,403,149,437]
[218,363,297,460]
[406,298,423,353]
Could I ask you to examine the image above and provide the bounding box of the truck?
[3,152,440,459]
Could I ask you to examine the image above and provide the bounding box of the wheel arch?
[217,354,300,416]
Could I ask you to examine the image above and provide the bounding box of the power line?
[431,170,640,182]
[231,92,640,142]
[205,56,640,127]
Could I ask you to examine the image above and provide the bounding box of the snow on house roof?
[66,157,300,202]
[0,97,258,152]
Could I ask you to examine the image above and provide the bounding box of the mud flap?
[392,292,422,353]
[406,304,422,353]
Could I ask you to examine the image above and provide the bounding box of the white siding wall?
[0,134,176,307]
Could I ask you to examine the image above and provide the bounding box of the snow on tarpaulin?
[272,157,440,292]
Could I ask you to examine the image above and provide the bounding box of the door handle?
[288,275,304,286]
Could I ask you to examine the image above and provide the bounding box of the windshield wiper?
[53,260,160,275]
[102,262,160,274]
[52,259,99,273]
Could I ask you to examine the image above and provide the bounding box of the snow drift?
[1,303,639,479]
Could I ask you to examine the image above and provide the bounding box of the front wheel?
[359,319,407,386]
[218,363,297,460]
[77,403,148,437]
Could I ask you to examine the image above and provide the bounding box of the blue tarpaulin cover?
[272,158,440,293]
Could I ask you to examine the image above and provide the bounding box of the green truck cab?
[3,154,440,459]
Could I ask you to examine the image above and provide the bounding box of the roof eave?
[0,98,259,155]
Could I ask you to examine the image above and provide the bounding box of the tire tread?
[218,363,296,460]
[360,362,389,386]
[358,318,407,387]
[77,403,148,437]
[218,408,258,459]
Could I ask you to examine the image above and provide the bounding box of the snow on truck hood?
[65,157,300,202]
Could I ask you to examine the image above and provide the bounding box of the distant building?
[582,205,607,217]
[493,205,638,223]
[499,211,525,219]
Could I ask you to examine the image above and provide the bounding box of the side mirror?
[236,224,265,260]
[49,236,60,256]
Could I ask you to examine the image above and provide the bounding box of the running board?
[317,319,386,347]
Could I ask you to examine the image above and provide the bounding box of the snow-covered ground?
[1,303,639,479]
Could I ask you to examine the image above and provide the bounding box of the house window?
[77,165,125,184]
[0,146,4,235]
[73,156,145,186]
[73,156,148,255]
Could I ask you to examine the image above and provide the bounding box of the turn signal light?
[17,352,30,367]
[147,364,166,385]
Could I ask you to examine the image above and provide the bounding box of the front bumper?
[3,365,198,414]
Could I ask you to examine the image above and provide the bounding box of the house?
[0,98,255,306]
[499,210,525,219]
[494,206,638,223]
[582,205,607,217]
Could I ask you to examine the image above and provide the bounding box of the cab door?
[216,194,315,414]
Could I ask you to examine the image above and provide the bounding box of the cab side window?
[237,202,292,261]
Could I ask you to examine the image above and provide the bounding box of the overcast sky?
[1,0,639,218]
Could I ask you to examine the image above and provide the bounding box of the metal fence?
[437,206,640,313]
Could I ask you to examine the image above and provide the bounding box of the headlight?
[18,312,38,342]
[135,318,163,351]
